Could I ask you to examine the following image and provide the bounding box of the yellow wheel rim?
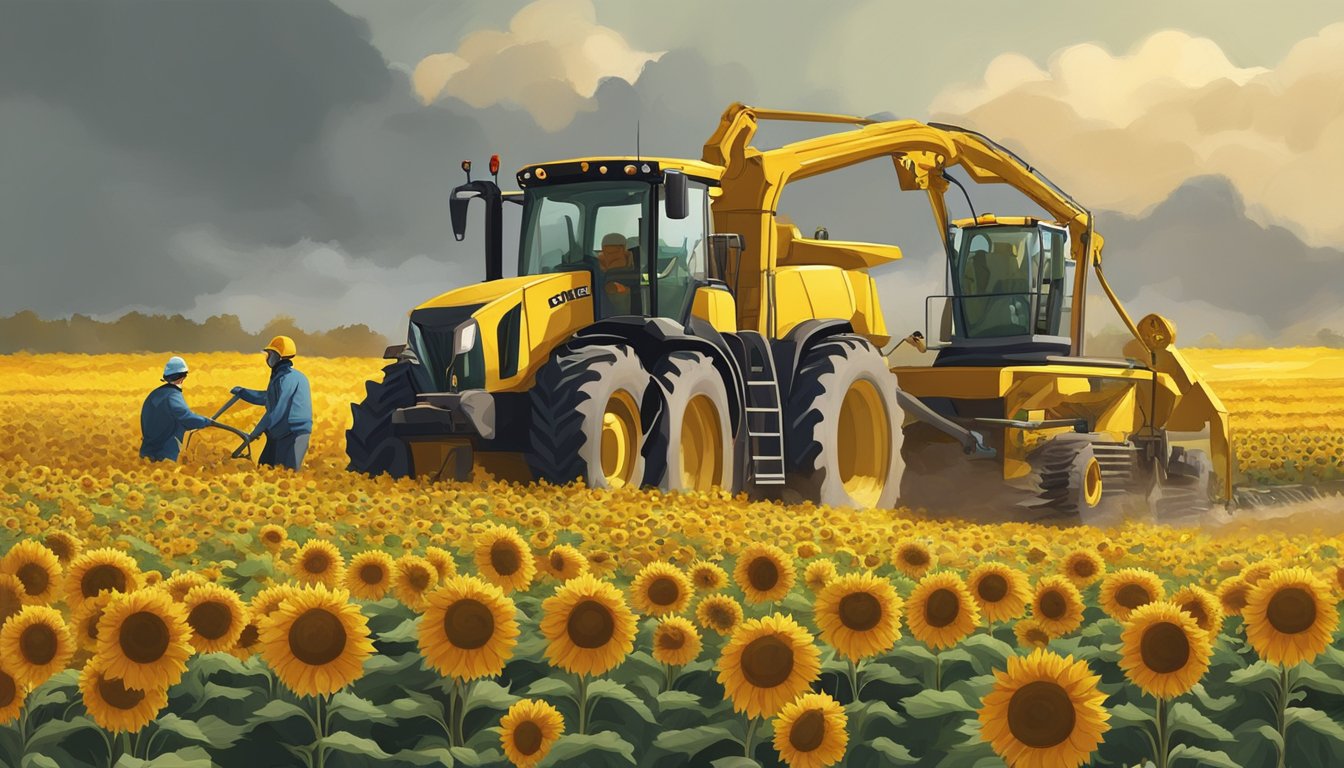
[678,395,723,491]
[837,379,890,508]
[600,390,640,488]
[1083,456,1103,507]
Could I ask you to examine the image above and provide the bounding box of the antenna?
[636,120,641,163]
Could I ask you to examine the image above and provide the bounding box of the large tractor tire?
[1156,446,1214,517]
[346,361,418,478]
[526,344,652,489]
[1029,433,1104,523]
[646,351,736,493]
[785,336,903,509]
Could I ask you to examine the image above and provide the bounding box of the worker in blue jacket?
[140,357,216,461]
[231,335,313,470]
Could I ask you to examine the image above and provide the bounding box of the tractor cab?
[925,215,1076,365]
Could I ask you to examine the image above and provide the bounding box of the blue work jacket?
[139,384,212,461]
[237,360,313,439]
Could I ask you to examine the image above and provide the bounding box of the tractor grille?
[409,304,483,391]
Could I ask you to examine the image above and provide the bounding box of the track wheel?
[646,352,735,493]
[525,344,651,489]
[1031,434,1102,522]
[1156,446,1214,516]
[346,361,418,478]
[785,336,903,509]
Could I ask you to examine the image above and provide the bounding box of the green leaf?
[868,736,919,764]
[26,716,99,752]
[386,691,447,722]
[390,747,456,766]
[1294,664,1344,696]
[1167,701,1233,741]
[1109,702,1156,729]
[539,731,636,766]
[1189,683,1237,713]
[247,698,311,726]
[587,679,655,723]
[1167,745,1240,768]
[889,644,936,665]
[330,691,394,725]
[900,688,974,719]
[21,756,61,768]
[858,661,920,690]
[653,724,738,755]
[1286,707,1344,743]
[655,690,703,712]
[463,679,519,716]
[709,759,761,768]
[113,746,214,768]
[1227,661,1278,688]
[378,617,421,644]
[320,731,392,759]
[525,677,575,699]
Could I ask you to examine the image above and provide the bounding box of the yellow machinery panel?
[691,286,737,333]
[774,266,889,346]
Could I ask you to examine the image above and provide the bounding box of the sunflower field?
[0,351,1340,768]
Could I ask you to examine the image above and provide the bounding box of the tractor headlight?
[453,321,479,356]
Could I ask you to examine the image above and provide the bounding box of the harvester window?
[655,183,709,319]
[950,224,1070,340]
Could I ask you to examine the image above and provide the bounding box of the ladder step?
[753,475,787,485]
[747,381,777,387]
[745,407,779,413]
[749,431,781,438]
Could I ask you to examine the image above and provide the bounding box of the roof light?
[624,164,637,175]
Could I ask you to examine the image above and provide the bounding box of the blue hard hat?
[162,356,189,378]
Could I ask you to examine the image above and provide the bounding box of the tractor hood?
[414,273,551,312]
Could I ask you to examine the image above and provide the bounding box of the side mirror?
[925,295,954,349]
[664,170,689,220]
[449,186,481,242]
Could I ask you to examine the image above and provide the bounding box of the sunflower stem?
[453,679,471,747]
[933,650,943,692]
[662,663,675,693]
[576,674,590,735]
[1275,664,1292,768]
[1154,696,1169,768]
[845,657,861,704]
[311,693,328,768]
[742,715,760,758]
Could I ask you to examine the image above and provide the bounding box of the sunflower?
[499,698,564,768]
[1061,548,1105,587]
[1243,567,1338,667]
[393,555,439,610]
[539,574,637,677]
[182,583,247,653]
[696,594,744,636]
[978,648,1109,768]
[475,526,536,593]
[1030,576,1086,637]
[652,616,702,668]
[1170,585,1224,637]
[79,661,169,734]
[230,618,263,661]
[251,584,299,619]
[1216,576,1251,617]
[0,575,26,626]
[969,563,1030,624]
[906,572,980,650]
[0,605,74,688]
[772,692,848,768]
[804,560,838,593]
[346,551,394,600]
[290,540,346,588]
[733,543,796,604]
[0,669,23,725]
[1014,618,1053,650]
[1241,560,1280,586]
[813,573,902,662]
[162,572,209,602]
[717,613,821,719]
[1099,568,1165,621]
[1,541,62,605]
[688,560,727,591]
[94,589,193,690]
[42,531,81,566]
[893,541,935,579]
[259,584,375,697]
[631,561,693,617]
[425,546,459,582]
[1118,601,1211,698]
[541,546,587,582]
[258,524,287,552]
[64,548,140,608]
[419,575,519,681]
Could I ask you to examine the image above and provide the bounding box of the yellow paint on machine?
[691,286,737,333]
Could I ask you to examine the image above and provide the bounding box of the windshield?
[950,224,1070,339]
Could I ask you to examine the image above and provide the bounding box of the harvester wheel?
[526,344,651,490]
[1031,434,1104,522]
[346,361,418,478]
[785,336,903,509]
[646,351,735,493]
[1156,446,1214,516]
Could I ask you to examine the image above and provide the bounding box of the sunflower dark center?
[407,566,430,591]
[303,552,330,574]
[708,604,734,628]
[0,586,21,623]
[1266,587,1316,635]
[978,574,1008,603]
[550,553,566,571]
[902,547,929,567]
[513,720,543,756]
[491,542,521,576]
[120,611,170,663]
[1140,621,1190,674]
[838,592,882,631]
[567,599,615,649]
[1182,600,1210,630]
[86,610,104,640]
[1026,627,1050,645]
[1223,586,1249,612]
[288,608,347,665]
[45,538,71,560]
[20,624,57,665]
[444,599,495,650]
[188,602,233,640]
[789,708,827,752]
[82,564,127,599]
[657,627,686,650]
[1007,680,1075,748]
[1071,557,1097,578]
[237,622,260,648]
[1040,591,1067,620]
[740,635,794,688]
[746,557,779,592]
[98,674,147,710]
[359,564,385,585]
[647,577,680,606]
[925,588,960,628]
[1115,583,1151,610]
[16,563,49,596]
[0,672,14,707]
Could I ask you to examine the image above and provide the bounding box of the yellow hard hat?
[263,335,297,358]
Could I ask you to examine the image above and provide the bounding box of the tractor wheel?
[646,351,736,493]
[1030,434,1104,522]
[785,336,903,509]
[525,344,652,489]
[1156,446,1214,517]
[346,361,418,478]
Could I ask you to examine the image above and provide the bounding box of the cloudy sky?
[3,0,1343,345]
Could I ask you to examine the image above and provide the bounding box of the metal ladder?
[739,333,787,486]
